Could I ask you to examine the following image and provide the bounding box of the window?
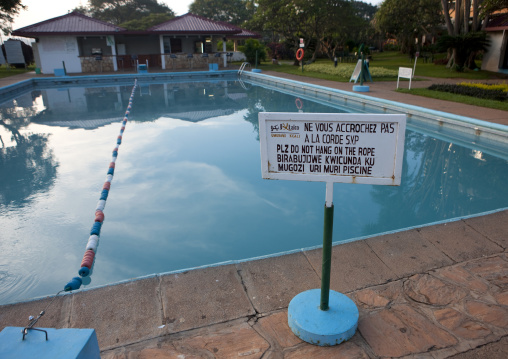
[170,38,182,53]
[163,37,183,53]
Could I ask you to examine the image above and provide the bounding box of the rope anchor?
[21,289,65,340]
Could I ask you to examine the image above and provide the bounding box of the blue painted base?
[252,69,262,73]
[288,289,358,346]
[0,327,100,359]
[53,69,66,77]
[352,85,370,92]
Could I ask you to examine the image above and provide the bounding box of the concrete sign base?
[288,289,359,346]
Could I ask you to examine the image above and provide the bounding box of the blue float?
[78,266,90,277]
[107,168,114,175]
[100,189,109,201]
[288,289,358,346]
[64,277,82,291]
[90,222,102,236]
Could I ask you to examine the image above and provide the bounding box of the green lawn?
[253,51,508,110]
[0,64,36,79]
[398,88,508,111]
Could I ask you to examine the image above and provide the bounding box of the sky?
[11,0,384,32]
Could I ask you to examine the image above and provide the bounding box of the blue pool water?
[0,78,507,304]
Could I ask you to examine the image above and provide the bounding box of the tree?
[440,0,506,69]
[74,0,174,25]
[250,0,314,63]
[375,0,443,55]
[239,38,267,64]
[352,0,378,22]
[0,0,25,35]
[252,0,369,63]
[318,0,375,60]
[189,0,255,26]
[119,13,174,30]
[436,31,489,70]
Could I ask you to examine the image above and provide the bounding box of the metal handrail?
[238,62,251,76]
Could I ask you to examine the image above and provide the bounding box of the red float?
[296,48,304,61]
[80,250,95,269]
[295,98,303,110]
[95,210,105,223]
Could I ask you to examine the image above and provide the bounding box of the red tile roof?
[149,13,241,35]
[227,29,261,39]
[12,11,125,37]
[12,11,259,40]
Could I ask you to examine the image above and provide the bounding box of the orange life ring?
[296,48,304,61]
[295,98,303,110]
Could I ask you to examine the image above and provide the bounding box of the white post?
[223,38,227,68]
[159,35,166,70]
[108,36,118,72]
[325,182,333,208]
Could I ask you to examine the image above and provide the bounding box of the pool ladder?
[238,62,251,76]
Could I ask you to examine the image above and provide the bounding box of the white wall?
[482,31,505,72]
[38,36,81,74]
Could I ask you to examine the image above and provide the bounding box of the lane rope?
[63,79,138,292]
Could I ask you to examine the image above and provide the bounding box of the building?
[481,13,508,74]
[12,12,259,74]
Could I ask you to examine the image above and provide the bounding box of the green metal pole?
[320,203,334,311]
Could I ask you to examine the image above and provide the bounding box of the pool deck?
[1,71,507,358]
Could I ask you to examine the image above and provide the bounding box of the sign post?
[299,38,304,73]
[413,51,419,78]
[259,112,406,346]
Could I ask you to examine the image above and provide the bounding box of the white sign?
[397,67,413,89]
[259,113,406,186]
[349,60,362,83]
[299,38,304,48]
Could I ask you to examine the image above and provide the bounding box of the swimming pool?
[1,72,507,304]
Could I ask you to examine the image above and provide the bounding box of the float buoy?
[95,210,105,223]
[64,277,82,291]
[295,98,303,110]
[65,79,139,292]
[296,48,304,61]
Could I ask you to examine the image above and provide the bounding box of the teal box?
[0,327,101,359]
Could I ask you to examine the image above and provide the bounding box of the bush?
[457,82,508,93]
[239,39,267,65]
[428,83,507,101]
[304,63,398,78]
[383,43,400,52]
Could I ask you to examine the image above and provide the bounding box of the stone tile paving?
[97,249,508,359]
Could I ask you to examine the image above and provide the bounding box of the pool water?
[1,80,507,304]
